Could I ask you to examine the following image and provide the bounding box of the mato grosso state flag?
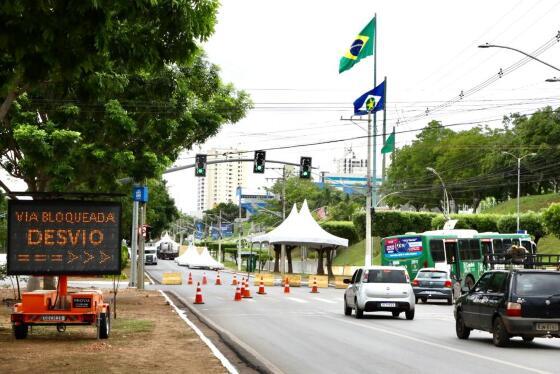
[339,17,375,74]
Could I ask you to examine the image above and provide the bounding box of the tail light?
[82,314,96,323]
[444,280,452,288]
[506,302,522,317]
[412,279,419,287]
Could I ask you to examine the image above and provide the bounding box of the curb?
[167,290,283,374]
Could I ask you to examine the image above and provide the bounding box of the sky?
[5,1,560,211]
[164,0,560,214]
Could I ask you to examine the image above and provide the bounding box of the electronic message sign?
[7,200,122,275]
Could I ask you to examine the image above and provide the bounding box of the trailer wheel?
[98,312,110,339]
[13,323,28,339]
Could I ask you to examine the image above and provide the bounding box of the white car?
[344,266,415,320]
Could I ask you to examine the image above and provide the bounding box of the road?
[146,260,560,374]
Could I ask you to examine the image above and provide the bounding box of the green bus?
[381,229,485,289]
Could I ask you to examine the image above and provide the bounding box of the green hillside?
[333,237,382,266]
[482,193,560,214]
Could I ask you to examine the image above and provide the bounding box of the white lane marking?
[314,297,337,304]
[324,315,551,374]
[159,290,238,374]
[286,297,308,304]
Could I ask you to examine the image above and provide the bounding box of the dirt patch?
[0,287,227,374]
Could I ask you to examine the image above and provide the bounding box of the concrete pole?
[281,165,287,274]
[129,200,139,287]
[137,202,146,289]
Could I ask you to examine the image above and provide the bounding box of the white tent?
[175,243,201,266]
[187,247,225,270]
[152,231,180,250]
[251,201,348,248]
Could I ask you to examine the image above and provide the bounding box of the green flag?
[339,17,375,74]
[381,131,395,154]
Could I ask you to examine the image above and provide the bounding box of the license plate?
[536,323,558,331]
[41,315,66,321]
[380,302,396,308]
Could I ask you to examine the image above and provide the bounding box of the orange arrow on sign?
[67,251,79,264]
[83,251,94,264]
[99,251,111,264]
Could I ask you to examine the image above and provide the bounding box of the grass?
[536,235,560,254]
[482,193,560,214]
[333,237,382,266]
[112,318,155,334]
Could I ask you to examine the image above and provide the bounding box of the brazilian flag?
[339,17,375,74]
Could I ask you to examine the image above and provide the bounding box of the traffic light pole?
[129,200,138,287]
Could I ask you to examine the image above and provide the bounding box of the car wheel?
[344,298,352,316]
[455,312,470,339]
[421,297,427,303]
[522,336,534,343]
[13,323,28,339]
[405,309,415,320]
[392,311,400,318]
[354,300,363,319]
[447,298,453,305]
[415,297,419,304]
[492,317,510,347]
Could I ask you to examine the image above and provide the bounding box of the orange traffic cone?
[194,282,204,304]
[188,272,193,285]
[310,277,319,293]
[284,277,290,294]
[243,278,253,299]
[231,275,238,286]
[257,276,267,295]
[202,272,207,285]
[240,278,246,296]
[234,284,242,301]
[215,272,222,286]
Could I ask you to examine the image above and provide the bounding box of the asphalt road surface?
[146,260,560,374]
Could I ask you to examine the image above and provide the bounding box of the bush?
[431,214,500,232]
[352,211,436,239]
[121,245,129,271]
[497,211,546,243]
[320,221,359,245]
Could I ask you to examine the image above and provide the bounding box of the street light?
[426,167,450,220]
[501,152,537,232]
[478,43,560,82]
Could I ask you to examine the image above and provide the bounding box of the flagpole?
[370,13,378,265]
[382,76,387,183]
[365,109,372,267]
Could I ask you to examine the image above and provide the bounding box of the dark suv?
[454,269,560,346]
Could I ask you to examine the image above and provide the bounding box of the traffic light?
[194,154,207,177]
[253,150,266,173]
[300,156,312,179]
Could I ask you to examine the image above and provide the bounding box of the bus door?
[444,239,461,281]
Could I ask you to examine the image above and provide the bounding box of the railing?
[487,253,560,270]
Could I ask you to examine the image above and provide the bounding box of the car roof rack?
[486,253,560,270]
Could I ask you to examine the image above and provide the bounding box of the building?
[196,148,249,213]
[334,147,368,175]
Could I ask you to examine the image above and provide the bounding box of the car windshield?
[417,271,447,279]
[514,273,560,296]
[366,269,407,283]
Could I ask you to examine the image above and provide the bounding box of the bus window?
[512,239,520,246]
[503,239,512,252]
[430,240,445,262]
[481,241,492,256]
[531,242,537,254]
[521,240,531,252]
[493,239,503,255]
[458,239,472,260]
[470,239,481,260]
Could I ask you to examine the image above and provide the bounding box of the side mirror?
[461,286,470,293]
[343,279,351,284]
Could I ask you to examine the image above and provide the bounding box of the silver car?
[344,266,415,320]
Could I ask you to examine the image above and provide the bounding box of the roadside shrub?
[320,221,359,245]
[121,245,129,271]
[352,211,436,239]
[431,214,500,232]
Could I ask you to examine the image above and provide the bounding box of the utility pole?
[218,210,222,263]
[281,165,286,274]
[137,201,146,289]
[129,196,139,288]
[237,187,242,271]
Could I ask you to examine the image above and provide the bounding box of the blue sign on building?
[195,222,204,239]
[132,186,149,202]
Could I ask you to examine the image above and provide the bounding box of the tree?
[543,203,560,239]
[203,202,242,226]
[1,1,220,122]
